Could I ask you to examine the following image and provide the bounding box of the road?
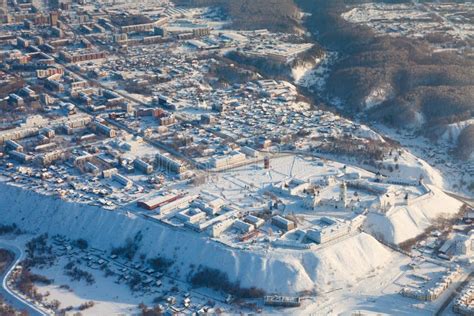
[0,243,48,316]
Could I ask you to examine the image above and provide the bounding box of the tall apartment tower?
[50,11,59,27]
[0,0,7,15]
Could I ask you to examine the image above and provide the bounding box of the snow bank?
[0,182,397,294]
[365,185,462,245]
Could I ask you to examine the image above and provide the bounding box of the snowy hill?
[0,181,399,294]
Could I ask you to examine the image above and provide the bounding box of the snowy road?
[0,243,48,316]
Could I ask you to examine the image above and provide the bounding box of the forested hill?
[296,0,474,159]
[172,0,301,33]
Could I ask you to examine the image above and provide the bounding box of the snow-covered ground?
[33,261,149,315]
[7,229,465,316]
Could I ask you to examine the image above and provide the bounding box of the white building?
[372,192,397,213]
[95,122,117,138]
[233,219,255,233]
[134,158,154,174]
[209,151,246,169]
[158,195,197,215]
[156,153,186,174]
[272,178,311,196]
[176,208,207,224]
[244,215,265,228]
[454,280,474,315]
[306,215,365,244]
[305,182,348,210]
[209,218,235,238]
[272,215,296,232]
[112,173,132,189]
[192,198,225,215]
[103,168,118,178]
[401,267,461,301]
[241,146,259,158]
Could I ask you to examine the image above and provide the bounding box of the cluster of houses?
[400,266,461,301]
[454,280,474,315]
[49,235,220,314]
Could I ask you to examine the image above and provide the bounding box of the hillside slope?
[0,181,399,294]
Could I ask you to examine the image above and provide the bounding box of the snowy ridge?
[0,181,398,294]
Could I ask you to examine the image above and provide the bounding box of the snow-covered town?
[0,0,472,315]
